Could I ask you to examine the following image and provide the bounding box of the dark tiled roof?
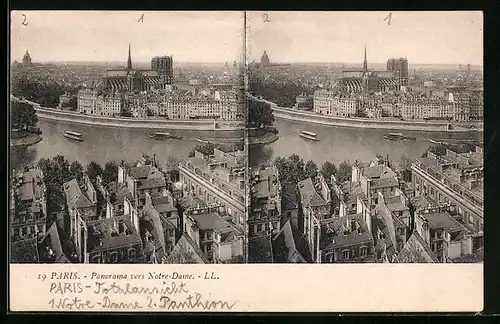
[142,204,167,253]
[137,177,166,190]
[394,232,439,263]
[87,215,143,253]
[420,212,465,232]
[164,233,209,264]
[384,195,402,205]
[373,203,398,258]
[179,195,206,210]
[411,195,434,211]
[298,178,326,208]
[11,238,39,263]
[344,182,367,206]
[251,167,278,199]
[190,213,231,231]
[371,177,399,190]
[107,182,133,205]
[281,183,299,211]
[39,222,71,263]
[248,235,273,263]
[151,195,177,214]
[362,165,391,179]
[320,214,373,250]
[17,168,44,201]
[220,230,238,243]
[272,220,310,263]
[128,166,153,180]
[63,179,93,209]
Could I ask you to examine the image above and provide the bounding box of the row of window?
[324,246,370,262]
[91,248,138,263]
[14,224,45,238]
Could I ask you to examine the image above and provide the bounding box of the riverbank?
[34,106,245,132]
[272,106,483,133]
[247,94,483,133]
[10,133,42,147]
[247,131,279,145]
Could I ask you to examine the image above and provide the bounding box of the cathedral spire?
[363,44,368,73]
[127,43,132,70]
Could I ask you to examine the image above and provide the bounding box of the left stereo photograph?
[9,11,249,265]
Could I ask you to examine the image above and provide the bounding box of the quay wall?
[271,106,483,133]
[33,106,244,137]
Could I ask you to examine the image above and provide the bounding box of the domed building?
[22,50,32,66]
[255,50,289,68]
[260,50,270,66]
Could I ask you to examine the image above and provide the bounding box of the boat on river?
[195,138,210,143]
[150,132,182,140]
[384,132,416,141]
[299,130,319,141]
[384,132,404,140]
[62,131,83,141]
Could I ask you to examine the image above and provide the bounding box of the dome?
[260,50,270,65]
[22,50,32,65]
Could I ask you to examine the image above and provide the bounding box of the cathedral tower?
[363,44,368,74]
[127,43,132,70]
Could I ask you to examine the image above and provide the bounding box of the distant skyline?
[247,11,483,66]
[11,11,245,63]
[11,11,483,66]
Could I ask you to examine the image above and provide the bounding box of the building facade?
[411,147,484,233]
[386,58,409,87]
[10,168,47,242]
[151,55,174,85]
[178,149,246,230]
[184,205,244,263]
[77,89,98,115]
[248,166,282,238]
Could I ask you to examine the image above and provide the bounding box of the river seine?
[10,117,481,170]
[248,118,482,167]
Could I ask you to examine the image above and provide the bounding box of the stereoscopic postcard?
[9,10,483,312]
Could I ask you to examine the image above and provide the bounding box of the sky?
[10,11,245,63]
[247,11,483,65]
[11,11,482,65]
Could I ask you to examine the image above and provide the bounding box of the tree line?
[273,154,352,188]
[11,76,80,108]
[10,101,39,132]
[37,156,119,191]
[188,142,245,158]
[36,156,120,215]
[247,98,275,128]
[249,76,313,108]
[424,142,477,157]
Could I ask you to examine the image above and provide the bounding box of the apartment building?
[178,148,246,229]
[411,147,484,233]
[84,214,146,264]
[313,89,358,117]
[77,88,98,115]
[319,213,375,263]
[297,175,331,262]
[63,175,98,262]
[184,205,244,263]
[414,206,482,263]
[248,166,282,238]
[10,168,48,242]
[96,93,123,117]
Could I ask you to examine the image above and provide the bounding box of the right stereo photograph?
[245,11,484,264]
